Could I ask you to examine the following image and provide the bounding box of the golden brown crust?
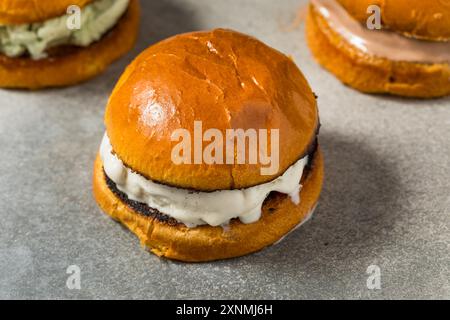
[306,5,450,98]
[336,0,450,41]
[105,28,319,191]
[92,148,324,262]
[0,0,94,25]
[0,0,140,89]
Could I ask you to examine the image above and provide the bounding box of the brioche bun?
[0,0,94,25]
[306,4,450,98]
[93,148,324,262]
[0,0,140,89]
[105,28,319,191]
[95,29,322,261]
[336,0,450,41]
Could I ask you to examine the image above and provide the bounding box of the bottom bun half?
[306,6,450,98]
[93,148,324,262]
[0,0,140,89]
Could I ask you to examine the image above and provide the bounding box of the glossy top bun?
[337,0,450,41]
[0,0,93,25]
[105,29,318,191]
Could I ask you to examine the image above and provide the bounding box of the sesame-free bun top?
[0,0,93,25]
[336,0,450,41]
[105,29,319,191]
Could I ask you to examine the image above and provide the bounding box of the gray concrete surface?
[0,0,449,299]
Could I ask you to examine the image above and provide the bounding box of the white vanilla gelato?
[0,0,130,59]
[100,134,309,228]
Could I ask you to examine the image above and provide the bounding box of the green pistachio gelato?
[0,0,129,59]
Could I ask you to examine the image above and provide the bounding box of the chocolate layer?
[311,0,450,63]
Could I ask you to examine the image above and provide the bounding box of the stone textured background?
[0,0,448,299]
